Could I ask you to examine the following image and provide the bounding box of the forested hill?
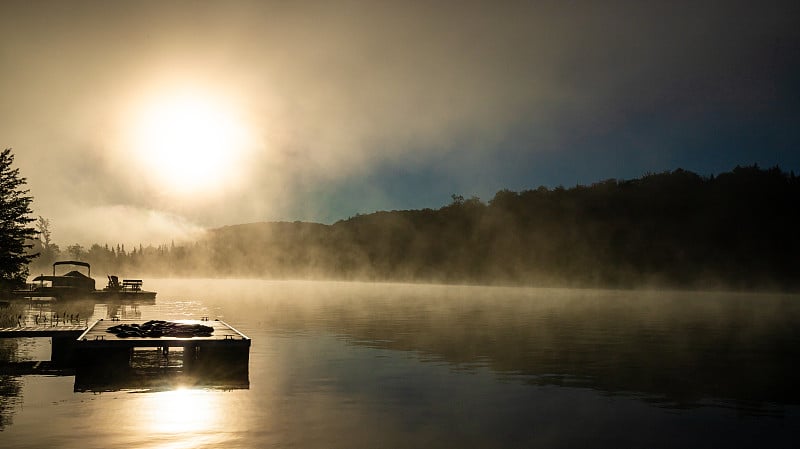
[36,165,800,290]
[198,165,799,290]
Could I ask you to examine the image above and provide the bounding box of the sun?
[128,90,253,195]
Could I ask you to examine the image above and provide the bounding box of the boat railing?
[122,279,143,292]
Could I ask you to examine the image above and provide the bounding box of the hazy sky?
[2,0,799,245]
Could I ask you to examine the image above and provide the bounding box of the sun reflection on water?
[139,387,223,447]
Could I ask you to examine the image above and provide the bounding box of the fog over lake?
[3,1,800,447]
[2,279,798,448]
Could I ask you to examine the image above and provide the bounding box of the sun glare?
[128,90,253,196]
[125,386,233,449]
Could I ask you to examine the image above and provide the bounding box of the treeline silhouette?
[31,165,800,290]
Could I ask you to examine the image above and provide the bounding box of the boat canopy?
[54,260,90,268]
[32,275,60,282]
[52,260,90,277]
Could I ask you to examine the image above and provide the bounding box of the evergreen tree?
[33,215,60,268]
[0,148,37,291]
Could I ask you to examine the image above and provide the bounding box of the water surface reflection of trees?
[0,339,22,431]
[236,285,800,412]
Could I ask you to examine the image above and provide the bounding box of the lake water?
[1,280,799,448]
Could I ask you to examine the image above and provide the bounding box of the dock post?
[182,342,199,368]
[74,345,133,376]
[189,342,250,377]
[51,335,78,364]
[73,345,133,390]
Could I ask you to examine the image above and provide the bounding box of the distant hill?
[35,165,800,291]
[191,165,799,290]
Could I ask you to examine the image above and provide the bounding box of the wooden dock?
[1,318,251,393]
[0,324,87,338]
[0,318,250,373]
[0,324,88,363]
[77,319,249,347]
[74,319,251,376]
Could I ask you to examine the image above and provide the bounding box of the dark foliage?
[0,148,37,291]
[61,165,800,291]
[294,165,797,289]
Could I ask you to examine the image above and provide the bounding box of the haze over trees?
[28,165,800,291]
[0,148,37,292]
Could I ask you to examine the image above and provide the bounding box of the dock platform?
[0,324,88,363]
[0,324,86,338]
[77,319,250,347]
[74,319,251,376]
[0,319,251,391]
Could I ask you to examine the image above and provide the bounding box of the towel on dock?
[106,320,214,338]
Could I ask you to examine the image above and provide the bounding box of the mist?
[3,1,799,244]
[28,166,800,294]
[5,2,800,447]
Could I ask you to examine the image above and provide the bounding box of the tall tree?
[0,148,37,291]
[32,215,60,268]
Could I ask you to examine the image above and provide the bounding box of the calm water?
[1,280,799,448]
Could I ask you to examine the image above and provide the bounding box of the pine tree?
[0,148,37,291]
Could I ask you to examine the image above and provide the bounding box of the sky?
[2,0,799,246]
